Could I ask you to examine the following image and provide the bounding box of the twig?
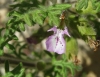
[0,53,36,68]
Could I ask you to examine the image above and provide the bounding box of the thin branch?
[0,53,36,68]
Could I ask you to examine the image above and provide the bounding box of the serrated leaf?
[4,72,13,77]
[77,25,86,35]
[11,63,23,74]
[81,1,97,14]
[23,14,32,26]
[78,26,96,35]
[66,63,75,76]
[12,11,21,18]
[19,22,25,31]
[39,5,47,12]
[86,27,96,35]
[4,29,10,37]
[0,37,5,44]
[53,61,63,67]
[48,13,53,25]
[12,35,18,40]
[5,60,9,73]
[66,38,78,58]
[48,4,71,10]
[17,68,25,77]
[76,0,88,10]
[50,10,61,15]
[55,4,71,8]
[4,63,25,77]
[5,43,15,51]
[7,11,14,17]
[18,44,27,57]
[48,12,59,26]
[4,28,15,38]
[32,10,45,25]
[0,37,7,49]
[0,38,11,50]
[91,0,97,7]
[96,2,100,12]
[6,18,15,26]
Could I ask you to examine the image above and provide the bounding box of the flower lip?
[47,26,71,37]
[63,26,71,37]
[46,26,71,54]
[47,26,57,33]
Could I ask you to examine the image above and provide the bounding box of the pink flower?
[46,26,70,54]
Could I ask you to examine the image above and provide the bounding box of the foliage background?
[0,0,100,77]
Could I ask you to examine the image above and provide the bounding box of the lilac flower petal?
[54,35,66,54]
[46,31,66,54]
[46,35,57,52]
[47,26,57,33]
[63,27,71,37]
[46,26,71,54]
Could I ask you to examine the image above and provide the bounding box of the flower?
[46,26,70,54]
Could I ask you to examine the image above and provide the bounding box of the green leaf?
[85,27,96,35]
[23,14,32,26]
[5,60,9,73]
[7,11,14,17]
[38,5,47,12]
[53,61,63,67]
[0,37,6,49]
[65,62,75,76]
[76,0,88,10]
[16,68,25,77]
[4,72,13,77]
[66,38,78,58]
[4,28,15,38]
[32,10,45,25]
[12,35,18,40]
[19,22,25,31]
[49,10,61,15]
[96,2,100,12]
[77,26,96,35]
[12,11,21,18]
[77,25,86,35]
[0,37,5,45]
[48,12,59,26]
[48,4,71,10]
[82,1,97,14]
[4,63,25,77]
[6,17,17,26]
[11,63,24,74]
[5,43,15,51]
[18,44,27,57]
[91,0,97,7]
[54,4,71,8]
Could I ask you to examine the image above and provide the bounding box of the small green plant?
[0,0,100,77]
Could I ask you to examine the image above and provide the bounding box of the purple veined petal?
[46,33,66,54]
[46,26,71,54]
[46,35,57,52]
[63,26,71,37]
[54,35,66,54]
[47,26,57,33]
